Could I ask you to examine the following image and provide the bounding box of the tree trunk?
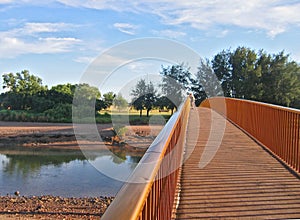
[147,109,150,117]
[139,109,142,117]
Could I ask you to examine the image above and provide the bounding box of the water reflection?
[2,153,87,177]
[0,146,142,197]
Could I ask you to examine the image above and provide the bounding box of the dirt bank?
[0,121,163,150]
[0,195,113,219]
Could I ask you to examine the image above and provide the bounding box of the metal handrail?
[201,97,300,173]
[101,98,190,220]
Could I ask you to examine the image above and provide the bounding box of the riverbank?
[0,121,163,151]
[0,121,163,219]
[0,195,113,219]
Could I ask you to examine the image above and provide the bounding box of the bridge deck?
[175,107,300,219]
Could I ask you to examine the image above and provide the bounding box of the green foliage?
[131,79,147,117]
[1,46,300,125]
[160,63,193,91]
[211,47,300,108]
[48,83,75,104]
[0,110,48,122]
[129,114,171,125]
[2,70,47,95]
[44,103,72,122]
[113,93,128,111]
[103,92,116,109]
[159,65,186,112]
[73,83,103,118]
[95,113,112,124]
[2,70,48,110]
[193,59,221,106]
[0,73,107,122]
[131,79,158,117]
[113,124,128,138]
[73,83,101,103]
[156,96,174,114]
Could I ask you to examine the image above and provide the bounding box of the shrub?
[44,103,72,122]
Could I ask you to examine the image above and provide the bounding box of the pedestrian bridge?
[102,97,300,219]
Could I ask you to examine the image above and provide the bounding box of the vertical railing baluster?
[201,97,300,176]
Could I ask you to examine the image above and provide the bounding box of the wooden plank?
[175,107,300,219]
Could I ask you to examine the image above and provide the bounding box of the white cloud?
[37,37,81,52]
[113,23,139,35]
[152,29,186,39]
[148,0,300,38]
[2,0,56,4]
[0,0,13,3]
[56,0,300,38]
[74,56,96,64]
[0,36,81,58]
[2,22,77,37]
[57,0,135,12]
[2,0,300,38]
[23,22,76,34]
[218,30,229,38]
[0,22,81,58]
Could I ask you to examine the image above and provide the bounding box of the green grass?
[0,108,172,124]
[97,109,172,125]
[101,107,172,116]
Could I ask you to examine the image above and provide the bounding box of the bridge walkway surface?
[175,107,300,219]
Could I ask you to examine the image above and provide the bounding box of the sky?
[0,0,300,95]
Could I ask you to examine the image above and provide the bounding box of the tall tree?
[160,63,193,91]
[211,49,232,97]
[48,83,75,105]
[160,74,184,113]
[144,81,157,117]
[260,52,300,107]
[194,59,224,105]
[103,92,116,109]
[160,63,196,106]
[131,79,147,117]
[131,79,157,117]
[2,70,47,110]
[211,47,300,108]
[2,70,47,95]
[72,83,102,117]
[230,47,261,99]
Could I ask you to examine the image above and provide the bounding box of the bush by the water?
[0,110,48,122]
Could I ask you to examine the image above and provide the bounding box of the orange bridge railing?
[101,98,190,220]
[201,97,300,174]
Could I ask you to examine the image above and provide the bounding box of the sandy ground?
[0,121,163,150]
[0,121,164,219]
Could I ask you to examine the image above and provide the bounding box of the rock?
[36,204,43,211]
[14,191,20,196]
[111,135,121,144]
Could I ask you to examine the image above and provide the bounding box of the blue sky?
[0,0,300,94]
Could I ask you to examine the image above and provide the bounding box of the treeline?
[0,70,116,122]
[152,47,300,109]
[1,46,299,123]
[210,47,300,108]
[130,65,190,117]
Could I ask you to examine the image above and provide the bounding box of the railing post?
[201,97,300,174]
[101,98,190,220]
